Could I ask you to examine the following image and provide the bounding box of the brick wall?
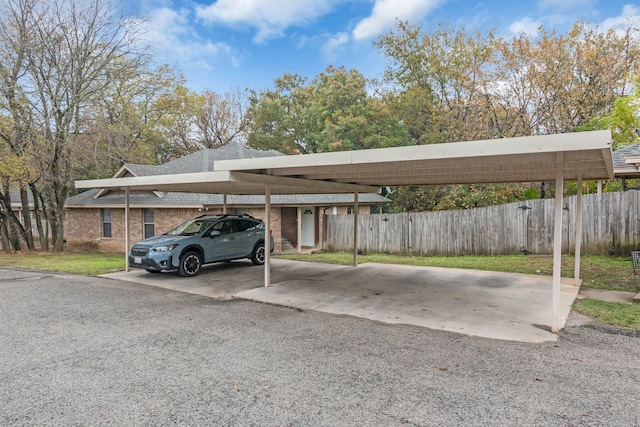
[64,206,284,253]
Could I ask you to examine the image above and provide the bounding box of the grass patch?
[0,252,125,275]
[573,299,640,330]
[276,252,636,292]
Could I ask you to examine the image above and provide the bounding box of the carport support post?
[353,192,359,266]
[574,174,583,285]
[125,187,130,272]
[296,207,302,254]
[552,152,564,333]
[223,193,227,214]
[264,185,271,287]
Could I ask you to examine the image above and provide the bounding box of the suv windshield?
[165,218,213,236]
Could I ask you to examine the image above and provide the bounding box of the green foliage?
[306,66,409,151]
[578,75,640,150]
[248,73,309,154]
[389,183,539,212]
[247,66,409,154]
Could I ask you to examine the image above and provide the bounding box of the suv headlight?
[152,244,179,252]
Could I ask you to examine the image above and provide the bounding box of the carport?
[76,130,614,333]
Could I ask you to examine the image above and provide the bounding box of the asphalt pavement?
[1,268,639,426]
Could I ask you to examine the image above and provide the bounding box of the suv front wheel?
[178,251,202,277]
[251,242,266,265]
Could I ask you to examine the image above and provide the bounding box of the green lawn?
[0,252,125,276]
[0,250,637,330]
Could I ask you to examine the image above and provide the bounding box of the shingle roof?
[66,143,388,207]
[612,143,640,170]
[157,144,284,175]
[65,189,388,206]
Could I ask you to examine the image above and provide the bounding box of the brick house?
[64,143,389,253]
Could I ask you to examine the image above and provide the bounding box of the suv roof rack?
[195,213,256,219]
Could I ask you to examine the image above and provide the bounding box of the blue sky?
[132,0,640,93]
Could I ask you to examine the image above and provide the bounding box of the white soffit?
[75,170,382,195]
[215,130,614,186]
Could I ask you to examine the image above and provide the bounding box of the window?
[212,220,232,235]
[101,208,112,238]
[236,219,259,232]
[143,208,154,239]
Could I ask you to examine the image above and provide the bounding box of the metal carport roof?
[75,129,614,333]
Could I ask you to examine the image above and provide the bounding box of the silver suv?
[129,214,274,277]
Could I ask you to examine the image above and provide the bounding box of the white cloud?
[141,7,232,63]
[538,0,595,13]
[321,32,350,61]
[509,17,543,36]
[352,0,443,41]
[599,4,640,33]
[195,0,339,44]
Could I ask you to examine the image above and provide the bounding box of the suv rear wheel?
[251,242,265,265]
[178,251,202,277]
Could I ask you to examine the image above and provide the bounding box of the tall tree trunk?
[19,186,35,250]
[2,181,20,251]
[30,183,48,251]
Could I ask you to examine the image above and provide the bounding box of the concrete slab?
[102,259,580,343]
[577,287,638,303]
[234,263,580,343]
[100,259,346,300]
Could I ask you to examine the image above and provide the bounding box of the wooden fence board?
[325,191,640,256]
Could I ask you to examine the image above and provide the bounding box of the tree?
[247,73,309,154]
[304,66,408,151]
[491,23,639,137]
[578,73,640,150]
[0,0,148,251]
[197,88,249,148]
[247,66,409,154]
[0,0,40,250]
[153,84,204,162]
[375,20,640,210]
[375,22,496,144]
[73,64,187,179]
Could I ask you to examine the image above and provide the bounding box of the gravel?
[0,268,639,426]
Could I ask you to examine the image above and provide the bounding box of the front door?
[301,207,315,247]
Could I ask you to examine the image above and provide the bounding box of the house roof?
[68,142,388,207]
[612,142,640,178]
[65,188,387,207]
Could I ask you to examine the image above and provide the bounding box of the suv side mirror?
[209,230,221,238]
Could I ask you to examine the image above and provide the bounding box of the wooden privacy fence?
[324,191,640,256]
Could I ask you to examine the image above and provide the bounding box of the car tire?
[145,269,161,274]
[178,251,202,277]
[251,242,266,265]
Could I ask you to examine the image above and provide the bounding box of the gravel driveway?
[1,268,638,426]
